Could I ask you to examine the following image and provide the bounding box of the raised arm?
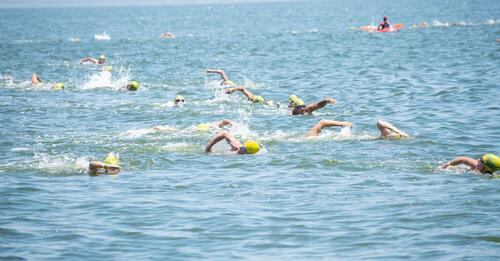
[80,58,98,64]
[206,69,229,81]
[304,97,336,114]
[307,120,352,137]
[377,120,409,139]
[205,130,243,153]
[225,86,255,101]
[217,119,234,128]
[441,157,478,170]
[31,73,42,86]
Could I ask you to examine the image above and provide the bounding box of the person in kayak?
[378,16,390,30]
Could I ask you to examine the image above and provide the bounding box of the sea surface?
[1,0,499,259]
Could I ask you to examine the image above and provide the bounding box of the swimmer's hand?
[205,147,212,153]
[225,88,235,94]
[441,163,450,169]
[326,98,337,104]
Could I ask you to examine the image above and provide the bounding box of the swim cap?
[175,95,185,101]
[289,94,299,102]
[105,66,113,72]
[99,55,106,60]
[252,95,265,103]
[224,80,235,86]
[127,80,139,91]
[244,140,260,154]
[294,98,305,108]
[196,123,210,132]
[482,154,500,173]
[103,153,119,165]
[53,83,64,90]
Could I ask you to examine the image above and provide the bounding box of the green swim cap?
[175,95,185,101]
[196,123,210,132]
[244,140,260,154]
[105,66,113,72]
[252,95,265,103]
[53,83,64,90]
[294,98,305,107]
[103,153,119,165]
[482,154,500,173]
[289,94,298,102]
[224,80,235,86]
[127,80,139,91]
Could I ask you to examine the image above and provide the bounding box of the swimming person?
[306,120,353,137]
[196,119,235,132]
[225,86,273,106]
[125,80,139,91]
[31,73,43,86]
[89,152,121,175]
[378,16,390,30]
[159,32,176,39]
[376,120,409,139]
[205,130,260,154]
[80,54,106,64]
[174,95,185,106]
[441,154,499,174]
[31,73,64,90]
[206,69,235,86]
[290,97,337,115]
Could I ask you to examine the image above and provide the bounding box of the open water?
[0,0,499,259]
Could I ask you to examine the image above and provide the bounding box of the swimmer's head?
[127,80,139,91]
[103,152,119,165]
[252,95,265,104]
[289,94,299,108]
[196,123,210,132]
[294,98,305,108]
[384,16,387,21]
[223,80,235,86]
[98,55,106,63]
[481,154,500,173]
[174,95,185,105]
[53,83,64,90]
[242,140,260,154]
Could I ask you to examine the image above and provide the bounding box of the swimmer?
[206,69,235,86]
[174,95,185,106]
[80,54,106,64]
[441,154,499,175]
[195,119,235,132]
[31,73,64,90]
[378,16,390,30]
[160,32,176,39]
[125,80,139,91]
[376,120,409,139]
[205,130,260,154]
[89,152,121,175]
[31,73,43,86]
[411,21,430,29]
[290,97,337,115]
[306,120,353,137]
[225,86,274,106]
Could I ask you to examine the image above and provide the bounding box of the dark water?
[0,0,499,259]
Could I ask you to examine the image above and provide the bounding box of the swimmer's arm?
[225,86,254,100]
[80,58,98,64]
[305,97,336,114]
[206,69,229,81]
[217,119,234,128]
[205,130,241,153]
[377,120,409,138]
[31,73,42,85]
[307,120,352,137]
[441,157,477,169]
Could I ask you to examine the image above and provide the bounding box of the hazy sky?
[0,0,290,8]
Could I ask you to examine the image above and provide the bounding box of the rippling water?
[1,0,499,259]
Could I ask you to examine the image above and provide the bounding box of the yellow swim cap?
[244,140,260,154]
[103,153,119,165]
[175,95,185,101]
[289,94,298,102]
[53,83,64,90]
[99,55,106,60]
[196,123,210,132]
[482,154,500,173]
[224,80,235,86]
[252,95,265,103]
[294,98,305,107]
[127,80,139,91]
[105,66,113,72]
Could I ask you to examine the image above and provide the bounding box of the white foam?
[69,37,80,42]
[94,32,111,41]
